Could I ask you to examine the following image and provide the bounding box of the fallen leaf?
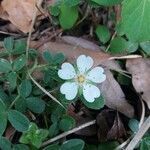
[96,110,112,142]
[31,40,111,67]
[47,0,57,5]
[99,70,134,118]
[75,117,97,136]
[61,36,100,51]
[30,39,134,118]
[126,58,150,109]
[67,104,97,136]
[0,0,39,33]
[107,113,126,140]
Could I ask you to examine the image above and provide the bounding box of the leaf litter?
[0,0,149,149]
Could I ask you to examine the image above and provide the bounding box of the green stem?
[9,94,20,109]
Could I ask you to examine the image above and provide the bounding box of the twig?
[125,115,150,150]
[139,99,145,128]
[28,73,65,108]
[0,30,20,37]
[41,120,96,148]
[109,55,142,60]
[105,31,117,52]
[115,136,132,150]
[26,0,43,60]
[25,0,65,108]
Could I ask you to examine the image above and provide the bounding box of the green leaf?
[51,106,66,123]
[15,97,27,113]
[20,123,48,148]
[91,0,123,6]
[13,55,26,71]
[0,59,12,73]
[126,41,138,53]
[0,114,7,136]
[128,119,139,133]
[20,80,32,98]
[49,122,59,137]
[3,37,14,52]
[8,110,30,132]
[98,141,119,150]
[140,137,150,150]
[26,97,45,114]
[49,5,60,16]
[28,49,38,60]
[61,139,85,150]
[36,129,49,140]
[64,0,80,7]
[7,72,17,90]
[31,129,49,148]
[120,0,150,42]
[43,51,53,63]
[95,25,110,44]
[81,95,105,110]
[0,100,7,136]
[59,4,78,30]
[0,136,12,150]
[0,88,10,106]
[43,144,60,150]
[13,144,29,150]
[140,41,150,55]
[109,37,127,54]
[13,39,26,54]
[53,53,65,64]
[59,115,76,131]
[0,99,6,112]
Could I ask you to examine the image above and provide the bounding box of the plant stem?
[41,119,96,148]
[9,95,20,109]
[28,73,65,109]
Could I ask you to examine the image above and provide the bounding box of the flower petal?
[86,67,106,83]
[58,63,76,80]
[60,82,78,100]
[77,55,93,73]
[83,83,100,102]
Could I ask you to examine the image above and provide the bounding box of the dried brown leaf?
[126,58,150,109]
[30,39,134,118]
[61,36,100,51]
[107,113,126,140]
[96,110,111,142]
[32,40,110,66]
[0,0,39,33]
[47,0,57,5]
[99,70,134,118]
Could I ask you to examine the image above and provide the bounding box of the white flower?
[58,55,106,102]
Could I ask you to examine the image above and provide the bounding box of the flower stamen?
[77,75,85,84]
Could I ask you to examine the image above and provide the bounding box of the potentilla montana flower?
[58,55,106,102]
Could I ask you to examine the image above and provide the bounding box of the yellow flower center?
[77,75,85,84]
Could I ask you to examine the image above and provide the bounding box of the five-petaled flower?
[58,55,106,102]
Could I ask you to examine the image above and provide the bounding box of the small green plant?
[0,0,150,149]
[0,36,106,149]
[20,123,49,148]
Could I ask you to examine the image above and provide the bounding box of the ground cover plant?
[0,0,149,149]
